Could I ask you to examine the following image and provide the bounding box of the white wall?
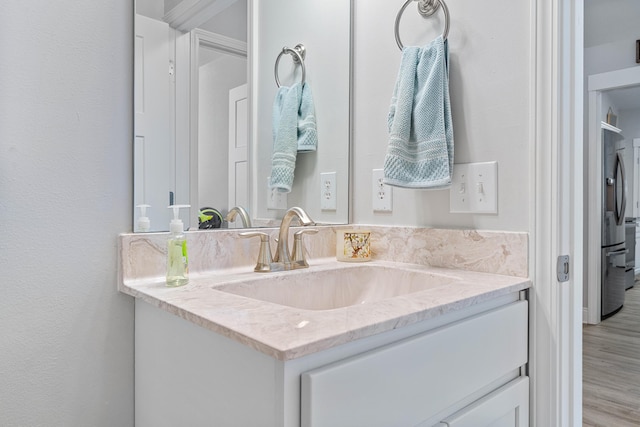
[0,1,134,426]
[352,0,531,230]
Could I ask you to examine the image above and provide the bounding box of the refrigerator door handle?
[606,248,629,257]
[615,151,627,226]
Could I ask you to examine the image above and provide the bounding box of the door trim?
[531,0,583,425]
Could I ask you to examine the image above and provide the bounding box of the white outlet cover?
[320,172,337,210]
[372,169,392,212]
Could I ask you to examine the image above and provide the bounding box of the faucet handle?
[239,231,273,273]
[291,228,318,268]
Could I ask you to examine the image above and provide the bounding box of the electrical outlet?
[372,169,392,212]
[320,172,337,210]
[266,176,287,210]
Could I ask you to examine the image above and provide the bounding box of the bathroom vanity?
[119,226,530,426]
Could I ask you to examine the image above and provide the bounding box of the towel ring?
[395,0,450,50]
[274,44,306,88]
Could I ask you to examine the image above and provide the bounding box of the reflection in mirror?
[134,0,351,232]
[251,0,351,228]
[191,30,248,230]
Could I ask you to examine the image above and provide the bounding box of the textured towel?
[270,83,302,193]
[383,36,453,189]
[297,83,317,152]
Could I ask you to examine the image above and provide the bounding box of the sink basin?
[214,265,460,311]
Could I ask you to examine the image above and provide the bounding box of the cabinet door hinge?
[557,255,570,282]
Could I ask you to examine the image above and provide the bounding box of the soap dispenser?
[166,204,190,287]
[136,204,151,232]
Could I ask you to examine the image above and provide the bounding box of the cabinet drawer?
[301,301,528,427]
[441,377,529,427]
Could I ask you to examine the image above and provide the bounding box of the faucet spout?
[226,206,252,228]
[274,207,315,266]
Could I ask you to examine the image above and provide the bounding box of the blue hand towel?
[383,36,454,189]
[270,83,302,193]
[297,83,317,153]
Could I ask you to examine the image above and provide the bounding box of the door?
[134,14,175,231]
[228,84,248,227]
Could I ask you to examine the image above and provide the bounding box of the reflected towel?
[383,36,454,189]
[297,83,317,152]
[270,83,303,193]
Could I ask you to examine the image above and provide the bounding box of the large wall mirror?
[134,0,352,232]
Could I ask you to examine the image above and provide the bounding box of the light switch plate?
[372,169,393,212]
[450,164,471,213]
[450,162,498,214]
[266,176,287,210]
[320,172,337,210]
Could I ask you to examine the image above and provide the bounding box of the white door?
[134,14,175,231]
[228,84,248,228]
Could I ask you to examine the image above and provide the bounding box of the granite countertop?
[120,258,531,361]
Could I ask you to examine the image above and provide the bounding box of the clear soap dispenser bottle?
[136,204,151,232]
[166,204,190,287]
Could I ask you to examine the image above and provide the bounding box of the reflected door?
[228,84,248,228]
[134,14,175,231]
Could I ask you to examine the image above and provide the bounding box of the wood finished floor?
[583,282,640,426]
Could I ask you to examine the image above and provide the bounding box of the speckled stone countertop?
[119,226,531,361]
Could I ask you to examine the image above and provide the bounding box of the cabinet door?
[441,377,529,427]
[301,301,528,427]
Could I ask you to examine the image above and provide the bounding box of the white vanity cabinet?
[300,299,528,426]
[134,292,528,427]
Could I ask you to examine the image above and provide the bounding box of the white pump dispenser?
[136,204,151,232]
[166,204,190,287]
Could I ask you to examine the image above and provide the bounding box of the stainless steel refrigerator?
[601,129,627,319]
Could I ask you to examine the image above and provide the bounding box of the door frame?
[188,29,247,228]
[532,0,583,424]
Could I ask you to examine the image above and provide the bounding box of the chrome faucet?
[226,206,252,228]
[273,207,316,267]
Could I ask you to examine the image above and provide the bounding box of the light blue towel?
[297,83,318,153]
[383,36,453,189]
[270,82,318,192]
[270,83,302,193]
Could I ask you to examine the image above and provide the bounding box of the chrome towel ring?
[395,0,450,50]
[274,43,306,88]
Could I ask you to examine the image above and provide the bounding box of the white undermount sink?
[213,264,460,311]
